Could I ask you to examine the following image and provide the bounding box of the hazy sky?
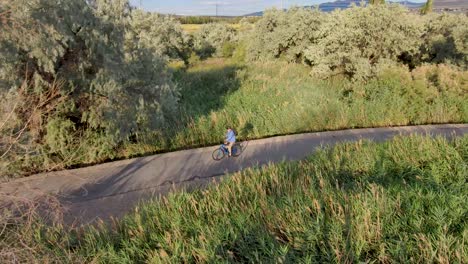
[129,0,427,16]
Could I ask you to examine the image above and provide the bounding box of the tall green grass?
[119,59,467,158]
[2,135,467,262]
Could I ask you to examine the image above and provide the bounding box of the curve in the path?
[1,124,467,225]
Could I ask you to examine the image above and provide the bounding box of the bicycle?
[212,142,244,161]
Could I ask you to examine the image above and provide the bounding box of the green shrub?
[188,52,202,66]
[44,118,76,157]
[232,41,248,63]
[221,41,237,58]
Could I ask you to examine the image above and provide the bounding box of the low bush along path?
[1,124,466,224]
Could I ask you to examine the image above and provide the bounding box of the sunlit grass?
[5,58,466,178]
[181,24,201,34]
[118,58,467,158]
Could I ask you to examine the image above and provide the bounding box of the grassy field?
[2,135,467,262]
[118,58,468,158]
[181,24,241,34]
[181,24,202,34]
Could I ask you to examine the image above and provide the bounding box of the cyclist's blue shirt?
[226,130,236,143]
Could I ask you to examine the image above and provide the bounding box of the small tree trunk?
[420,0,433,15]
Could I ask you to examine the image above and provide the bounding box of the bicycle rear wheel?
[212,148,225,161]
[232,143,243,157]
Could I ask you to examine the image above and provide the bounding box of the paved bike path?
[1,124,467,224]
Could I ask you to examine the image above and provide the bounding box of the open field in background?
[2,135,467,262]
[118,58,468,159]
[181,24,241,34]
[181,24,202,34]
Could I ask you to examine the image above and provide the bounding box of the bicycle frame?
[221,143,238,155]
[220,144,229,154]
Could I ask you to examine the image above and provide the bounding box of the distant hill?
[317,0,424,12]
[313,0,368,12]
[244,0,372,16]
[244,0,468,16]
[433,0,468,9]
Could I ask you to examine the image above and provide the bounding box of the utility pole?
[281,0,287,11]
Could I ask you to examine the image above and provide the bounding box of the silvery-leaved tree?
[127,10,191,64]
[193,23,238,58]
[304,4,423,81]
[420,13,468,67]
[0,0,179,176]
[246,7,325,63]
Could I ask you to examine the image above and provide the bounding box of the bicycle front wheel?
[212,148,225,161]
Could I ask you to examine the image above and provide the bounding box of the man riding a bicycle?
[225,126,236,157]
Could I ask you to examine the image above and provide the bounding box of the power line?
[145,1,294,16]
